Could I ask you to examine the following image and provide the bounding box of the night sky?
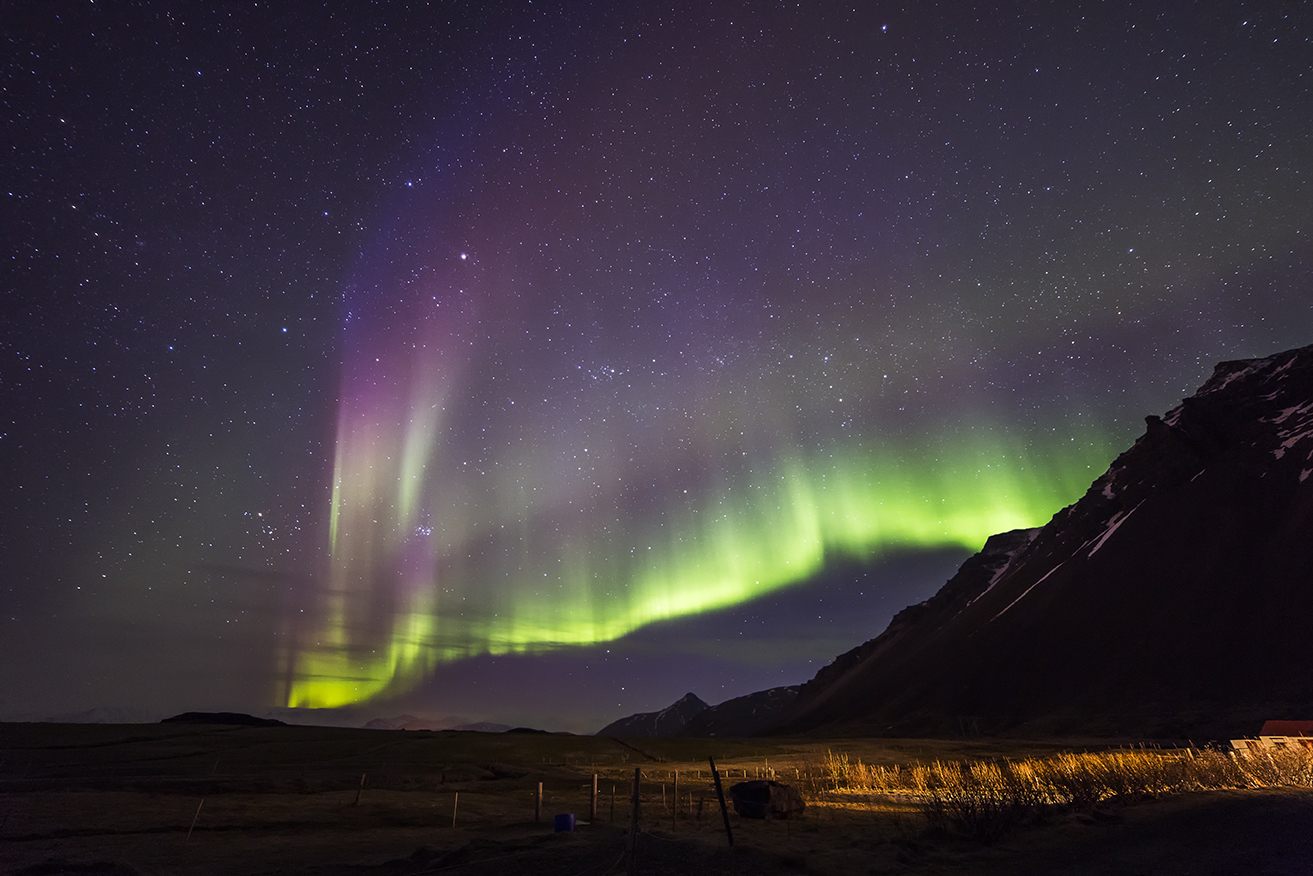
[3,2,1310,732]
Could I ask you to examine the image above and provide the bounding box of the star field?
[2,1,1310,730]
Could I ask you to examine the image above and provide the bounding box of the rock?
[728,779,806,820]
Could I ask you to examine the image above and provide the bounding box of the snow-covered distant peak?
[1198,359,1265,396]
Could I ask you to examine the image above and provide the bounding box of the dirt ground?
[2,722,1310,875]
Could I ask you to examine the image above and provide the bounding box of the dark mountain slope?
[597,692,708,737]
[680,685,800,737]
[768,343,1313,739]
[596,687,801,737]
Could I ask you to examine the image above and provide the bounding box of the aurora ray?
[282,234,1120,708]
[269,2,1264,710]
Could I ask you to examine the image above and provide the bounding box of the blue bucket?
[554,812,576,832]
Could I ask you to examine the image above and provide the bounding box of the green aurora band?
[284,389,1116,708]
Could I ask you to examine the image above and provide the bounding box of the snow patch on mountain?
[1203,361,1263,395]
[1270,355,1298,379]
[1275,426,1313,459]
[967,528,1040,606]
[1265,400,1313,426]
[991,560,1065,623]
[1086,500,1145,557]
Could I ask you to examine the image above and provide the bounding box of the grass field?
[2,722,1311,875]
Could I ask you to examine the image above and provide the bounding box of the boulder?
[728,779,806,820]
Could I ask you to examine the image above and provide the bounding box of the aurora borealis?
[296,349,1115,706]
[4,2,1311,730]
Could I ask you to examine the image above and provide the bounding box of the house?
[1230,720,1313,753]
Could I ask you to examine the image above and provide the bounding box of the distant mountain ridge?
[597,692,708,736]
[162,712,286,727]
[680,686,801,737]
[767,343,1313,739]
[596,686,801,737]
[43,706,163,724]
[362,715,512,732]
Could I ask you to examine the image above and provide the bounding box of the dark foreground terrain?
[2,722,1310,875]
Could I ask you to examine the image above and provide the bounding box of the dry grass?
[6,724,1313,873]
[812,744,1313,841]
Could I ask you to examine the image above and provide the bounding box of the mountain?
[162,712,286,727]
[768,343,1313,739]
[43,706,163,724]
[680,685,801,737]
[595,687,801,737]
[364,714,449,731]
[361,714,505,731]
[596,692,709,736]
[453,721,514,733]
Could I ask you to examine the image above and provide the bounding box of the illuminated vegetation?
[812,745,1313,841]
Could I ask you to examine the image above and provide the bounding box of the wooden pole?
[626,767,641,876]
[610,784,616,822]
[590,773,598,823]
[535,782,543,823]
[709,757,733,847]
[186,798,203,841]
[672,769,679,829]
[353,773,366,807]
[451,792,458,829]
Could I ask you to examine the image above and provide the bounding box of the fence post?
[186,798,203,841]
[590,773,598,823]
[709,757,733,847]
[672,769,679,829]
[626,766,641,876]
[535,782,543,823]
[353,773,366,807]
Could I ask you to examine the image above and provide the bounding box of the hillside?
[769,343,1313,739]
[596,692,708,736]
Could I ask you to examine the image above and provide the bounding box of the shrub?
[812,742,1313,842]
